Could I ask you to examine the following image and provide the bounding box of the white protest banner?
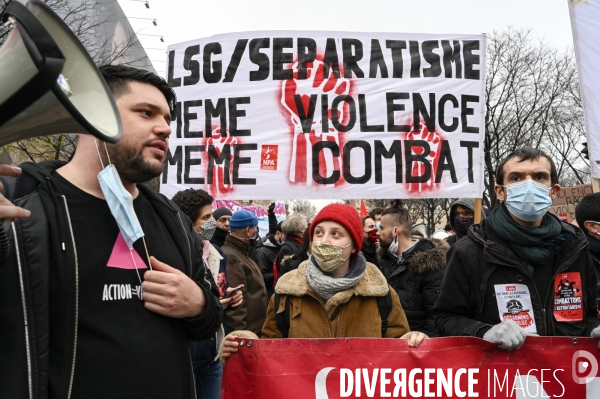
[161,31,486,199]
[569,0,600,179]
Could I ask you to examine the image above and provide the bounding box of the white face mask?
[387,228,399,255]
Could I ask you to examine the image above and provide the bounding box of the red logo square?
[260,145,278,171]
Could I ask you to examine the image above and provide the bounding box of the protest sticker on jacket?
[554,272,584,322]
[494,284,537,333]
[161,31,486,200]
[223,337,600,398]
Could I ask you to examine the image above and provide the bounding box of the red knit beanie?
[309,204,363,252]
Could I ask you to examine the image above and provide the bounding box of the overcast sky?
[119,0,576,76]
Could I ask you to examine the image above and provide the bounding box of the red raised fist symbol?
[405,123,442,193]
[281,58,353,185]
[206,127,238,195]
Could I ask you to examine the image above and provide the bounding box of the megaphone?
[0,0,122,147]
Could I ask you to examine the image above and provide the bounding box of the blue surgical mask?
[503,180,552,222]
[375,221,381,229]
[98,164,145,249]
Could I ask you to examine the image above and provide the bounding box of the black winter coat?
[361,241,379,266]
[434,219,600,338]
[280,249,309,275]
[277,236,303,269]
[255,236,280,297]
[0,161,222,399]
[277,237,302,277]
[378,239,448,337]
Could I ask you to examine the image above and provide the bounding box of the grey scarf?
[306,252,367,302]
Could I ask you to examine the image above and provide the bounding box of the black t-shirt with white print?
[53,171,188,399]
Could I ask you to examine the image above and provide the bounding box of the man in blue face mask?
[435,147,600,351]
[0,65,222,399]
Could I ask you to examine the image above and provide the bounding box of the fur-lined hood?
[275,260,389,317]
[408,238,449,274]
[380,238,449,275]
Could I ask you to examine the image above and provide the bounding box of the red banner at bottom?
[223,337,600,399]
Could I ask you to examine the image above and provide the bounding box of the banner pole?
[474,198,482,224]
[593,177,600,193]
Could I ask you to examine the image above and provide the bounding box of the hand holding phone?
[221,284,243,299]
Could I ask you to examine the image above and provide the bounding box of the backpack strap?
[377,290,393,337]
[274,293,290,338]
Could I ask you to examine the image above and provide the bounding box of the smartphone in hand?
[221,284,243,299]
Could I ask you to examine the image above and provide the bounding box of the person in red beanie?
[221,204,427,362]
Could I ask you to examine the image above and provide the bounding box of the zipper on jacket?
[13,221,33,399]
[176,212,192,275]
[529,282,547,334]
[61,196,79,399]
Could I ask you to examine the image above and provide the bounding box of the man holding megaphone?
[0,65,223,399]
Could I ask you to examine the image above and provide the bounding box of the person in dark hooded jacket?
[446,198,486,246]
[376,200,448,337]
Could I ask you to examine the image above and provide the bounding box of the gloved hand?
[482,320,527,351]
[268,202,275,214]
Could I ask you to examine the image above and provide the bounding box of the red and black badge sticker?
[553,272,583,322]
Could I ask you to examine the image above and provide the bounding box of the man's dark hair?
[381,199,412,235]
[495,148,558,186]
[99,64,176,116]
[171,189,214,223]
[369,207,384,219]
[444,223,452,232]
[575,193,600,229]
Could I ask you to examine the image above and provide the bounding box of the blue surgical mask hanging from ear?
[95,140,145,249]
[503,180,552,222]
[98,164,145,248]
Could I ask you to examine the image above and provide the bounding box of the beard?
[105,138,165,183]
[378,234,392,250]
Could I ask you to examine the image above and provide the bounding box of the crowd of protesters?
[0,61,599,399]
[207,147,600,398]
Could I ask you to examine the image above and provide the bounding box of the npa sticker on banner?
[260,145,278,170]
[494,284,537,333]
[554,272,584,322]
[161,31,486,200]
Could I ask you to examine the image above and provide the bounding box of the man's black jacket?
[378,239,448,337]
[0,161,222,399]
